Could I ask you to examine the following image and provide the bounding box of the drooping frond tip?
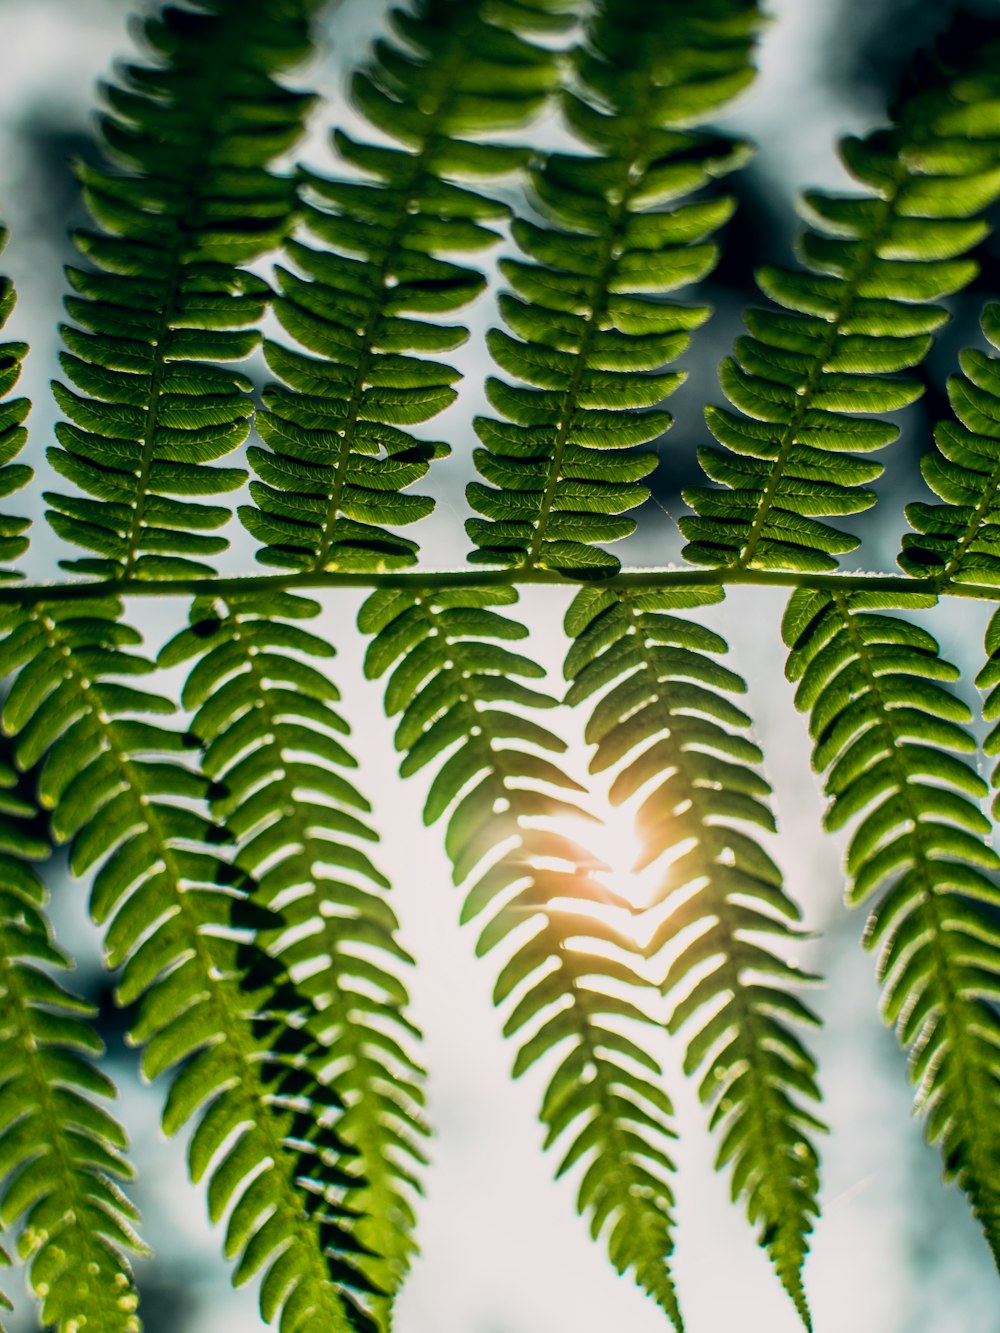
[0,755,146,1332]
[783,588,1000,1265]
[361,583,686,1327]
[565,583,822,1325]
[160,588,428,1314]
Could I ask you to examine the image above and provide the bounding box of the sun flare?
[551,806,665,914]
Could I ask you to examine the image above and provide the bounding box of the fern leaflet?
[682,22,1000,572]
[0,234,30,567]
[243,0,570,572]
[0,758,146,1332]
[160,588,427,1320]
[977,611,1000,820]
[783,587,1000,1262]
[361,585,685,1327]
[45,0,318,578]
[468,0,761,574]
[564,584,822,1324]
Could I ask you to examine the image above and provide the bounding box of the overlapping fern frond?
[977,611,1000,820]
[0,597,381,1331]
[0,758,146,1332]
[160,588,427,1318]
[682,22,1000,572]
[243,0,572,572]
[783,588,1000,1262]
[469,0,761,574]
[361,585,685,1327]
[890,300,1000,817]
[899,303,1000,587]
[45,0,319,579]
[564,583,822,1324]
[0,236,30,569]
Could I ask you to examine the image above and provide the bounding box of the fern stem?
[0,566,991,605]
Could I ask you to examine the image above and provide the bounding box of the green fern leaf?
[160,588,427,1322]
[44,0,319,580]
[564,584,823,1324]
[783,587,1000,1263]
[0,756,147,1332]
[242,0,570,572]
[899,302,1000,586]
[469,0,762,574]
[361,585,685,1328]
[976,608,1000,820]
[0,231,31,567]
[0,597,381,1331]
[682,21,1000,572]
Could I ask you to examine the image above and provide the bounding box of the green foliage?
[361,582,684,1322]
[0,759,146,1332]
[0,232,30,568]
[0,597,379,1330]
[783,588,1000,1265]
[45,0,319,579]
[682,21,1000,572]
[242,0,571,572]
[468,0,761,574]
[978,607,1000,819]
[900,303,1000,585]
[160,588,427,1317]
[0,0,997,1328]
[564,583,823,1323]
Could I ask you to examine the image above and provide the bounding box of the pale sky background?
[0,1,997,1331]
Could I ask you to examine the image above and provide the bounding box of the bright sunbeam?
[550,805,666,914]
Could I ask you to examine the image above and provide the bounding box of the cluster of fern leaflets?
[0,0,997,1329]
[563,581,823,1320]
[0,757,145,1331]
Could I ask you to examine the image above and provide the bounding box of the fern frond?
[0,757,147,1332]
[242,0,570,572]
[682,20,1000,573]
[977,609,1000,820]
[160,588,427,1320]
[44,0,318,579]
[0,598,381,1331]
[469,0,762,574]
[899,303,1000,586]
[783,587,1000,1263]
[360,586,685,1327]
[0,231,31,567]
[564,584,822,1324]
